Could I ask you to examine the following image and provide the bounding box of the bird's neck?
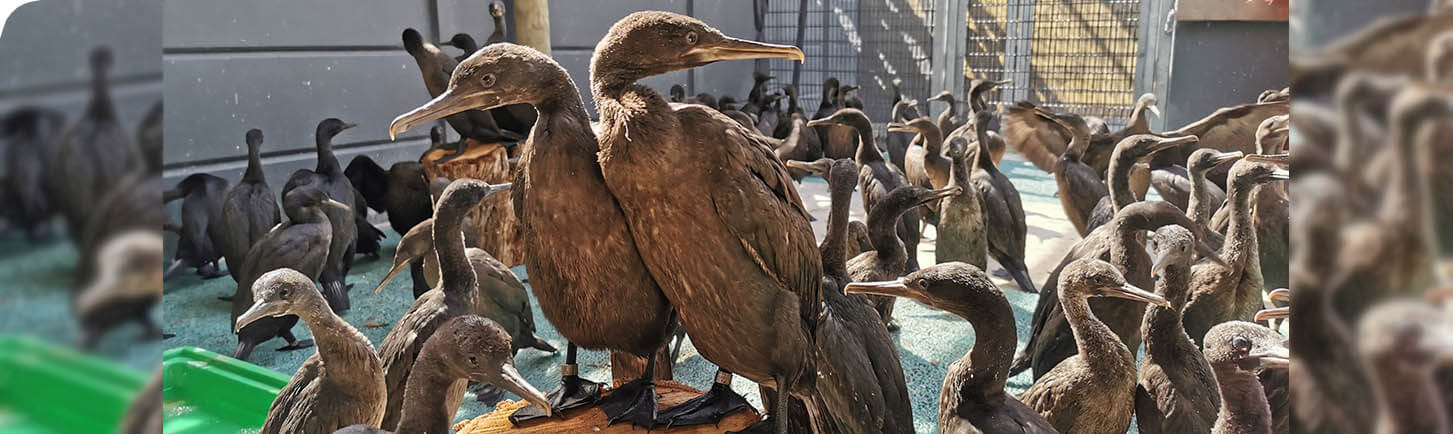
[947,148,977,189]
[493,15,508,37]
[243,141,266,182]
[1187,168,1213,227]
[853,122,884,165]
[433,205,477,297]
[396,349,460,434]
[296,295,375,372]
[592,78,678,159]
[1384,113,1432,236]
[921,127,945,155]
[315,137,341,174]
[1106,155,1137,209]
[530,78,597,154]
[1212,365,1272,434]
[1372,357,1449,434]
[948,297,1016,395]
[1142,262,1193,361]
[974,125,996,172]
[867,200,908,264]
[1126,106,1150,134]
[86,67,115,120]
[1223,182,1259,269]
[820,177,855,284]
[1063,293,1129,369]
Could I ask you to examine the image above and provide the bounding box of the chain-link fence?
[965,0,1142,126]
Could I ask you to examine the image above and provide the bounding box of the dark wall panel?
[163,0,434,49]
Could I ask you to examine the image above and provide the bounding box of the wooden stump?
[421,140,524,266]
[453,381,760,433]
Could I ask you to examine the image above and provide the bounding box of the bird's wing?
[679,105,823,325]
[976,177,1020,259]
[260,355,324,434]
[1164,101,1289,154]
[377,293,449,415]
[1002,102,1071,173]
[813,303,885,430]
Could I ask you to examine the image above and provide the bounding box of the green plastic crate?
[161,347,289,434]
[0,336,146,434]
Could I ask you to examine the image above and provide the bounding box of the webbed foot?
[508,370,601,425]
[277,339,315,352]
[599,378,658,428]
[658,380,751,427]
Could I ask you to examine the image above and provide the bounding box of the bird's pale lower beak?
[1269,168,1291,180]
[924,187,963,202]
[323,199,351,212]
[374,260,412,295]
[234,300,288,333]
[496,363,551,418]
[1212,151,1245,166]
[805,119,835,128]
[390,86,498,140]
[1251,346,1290,369]
[1103,283,1172,307]
[683,36,805,66]
[1246,153,1291,165]
[886,122,914,133]
[1255,307,1289,321]
[1267,288,1291,304]
[844,278,913,298]
[1148,105,1162,118]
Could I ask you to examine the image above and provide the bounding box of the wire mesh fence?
[763,0,862,114]
[965,0,1142,126]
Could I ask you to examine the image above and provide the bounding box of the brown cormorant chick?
[895,116,951,193]
[236,269,388,434]
[1182,157,1290,344]
[162,173,230,280]
[1208,116,1290,290]
[743,71,775,117]
[375,180,510,430]
[1001,93,1159,176]
[1358,301,1453,434]
[807,108,922,273]
[1182,149,1243,248]
[54,47,138,246]
[1014,201,1223,378]
[669,84,686,102]
[775,112,823,181]
[787,157,915,433]
[74,230,164,349]
[401,28,516,163]
[588,12,834,432]
[334,315,551,434]
[218,129,281,285]
[389,43,691,428]
[345,155,432,239]
[849,185,960,329]
[847,262,1056,434]
[968,109,1037,294]
[937,135,987,268]
[1,106,65,242]
[930,90,964,137]
[1135,226,1220,434]
[1203,321,1289,434]
[281,118,361,312]
[886,97,919,172]
[961,78,1012,164]
[1019,258,1170,434]
[815,77,858,159]
[1045,112,1108,236]
[373,217,556,355]
[230,179,347,361]
[1082,134,1199,234]
[441,33,479,62]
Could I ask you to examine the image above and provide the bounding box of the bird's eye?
[480,73,496,88]
[686,31,698,45]
[279,289,289,299]
[916,278,928,288]
[468,356,477,365]
[1232,336,1252,352]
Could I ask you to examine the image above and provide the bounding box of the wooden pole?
[514,0,551,55]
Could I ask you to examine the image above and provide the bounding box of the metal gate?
[965,0,1144,126]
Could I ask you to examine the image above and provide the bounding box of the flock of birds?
[0,5,1341,434]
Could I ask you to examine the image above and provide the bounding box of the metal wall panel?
[163,0,435,49]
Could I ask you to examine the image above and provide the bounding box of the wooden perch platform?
[421,139,524,266]
[454,381,761,433]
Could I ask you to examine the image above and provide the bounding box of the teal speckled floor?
[155,155,1091,433]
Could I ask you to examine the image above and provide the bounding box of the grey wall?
[0,0,163,168]
[161,0,761,189]
[1163,20,1288,130]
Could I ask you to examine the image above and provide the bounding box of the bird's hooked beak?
[490,362,552,418]
[1254,307,1289,321]
[1150,248,1175,281]
[1148,104,1162,118]
[390,83,501,140]
[1246,153,1291,166]
[1267,288,1291,304]
[1249,343,1290,370]
[1150,135,1198,155]
[234,299,290,333]
[1211,151,1245,167]
[373,256,416,295]
[1099,283,1172,307]
[885,122,915,133]
[845,278,914,299]
[805,118,839,128]
[930,91,952,102]
[683,35,804,67]
[323,198,351,213]
[922,187,963,203]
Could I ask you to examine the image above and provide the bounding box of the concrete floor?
[146,154,1086,433]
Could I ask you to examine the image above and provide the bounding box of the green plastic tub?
[0,336,146,434]
[161,347,289,434]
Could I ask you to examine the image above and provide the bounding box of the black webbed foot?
[508,373,601,425]
[598,378,658,428]
[658,381,751,427]
[197,263,226,279]
[277,339,315,352]
[216,295,233,302]
[161,333,176,340]
[886,321,901,332]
